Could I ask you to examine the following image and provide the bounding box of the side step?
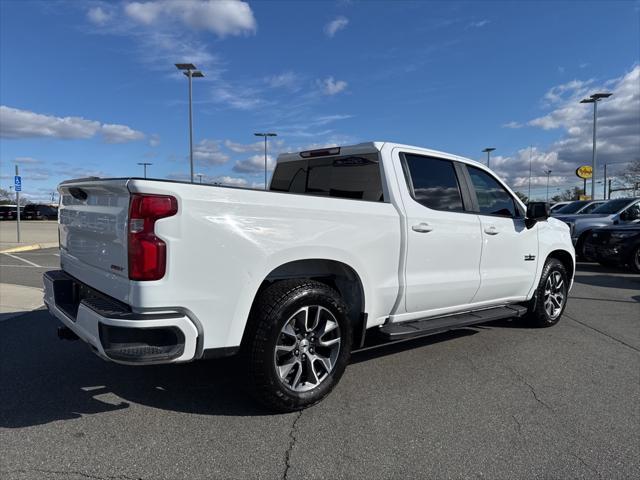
[378,305,528,341]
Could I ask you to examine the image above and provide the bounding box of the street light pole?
[544,169,552,202]
[175,63,205,183]
[197,173,203,184]
[580,92,612,200]
[137,162,152,179]
[482,147,496,168]
[527,145,533,201]
[254,132,277,190]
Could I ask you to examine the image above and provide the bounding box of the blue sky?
[1,0,639,201]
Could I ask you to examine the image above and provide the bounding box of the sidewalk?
[0,283,44,321]
[0,220,59,253]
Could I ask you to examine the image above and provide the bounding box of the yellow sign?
[579,195,592,201]
[576,165,593,179]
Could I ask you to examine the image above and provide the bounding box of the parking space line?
[3,252,42,268]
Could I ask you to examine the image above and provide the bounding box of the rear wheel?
[245,279,352,412]
[525,258,569,327]
[629,246,640,273]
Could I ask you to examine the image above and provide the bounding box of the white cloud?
[212,175,248,186]
[101,124,145,143]
[0,105,146,143]
[224,139,264,153]
[318,77,348,95]
[193,139,230,165]
[502,121,523,129]
[489,65,640,194]
[87,6,112,25]
[233,154,275,173]
[0,106,100,139]
[211,85,264,110]
[324,16,349,38]
[14,157,42,165]
[149,133,161,147]
[469,19,490,28]
[266,72,300,90]
[124,0,257,37]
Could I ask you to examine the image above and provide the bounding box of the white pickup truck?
[44,142,574,411]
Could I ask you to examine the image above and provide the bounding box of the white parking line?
[2,253,42,268]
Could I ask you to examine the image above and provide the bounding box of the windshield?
[591,199,634,214]
[555,201,588,213]
[580,202,602,214]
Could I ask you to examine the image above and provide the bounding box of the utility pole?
[175,63,204,183]
[137,162,152,179]
[15,165,21,242]
[603,163,607,200]
[527,145,533,201]
[544,169,552,202]
[482,147,496,169]
[254,132,278,190]
[580,92,613,199]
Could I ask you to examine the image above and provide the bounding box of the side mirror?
[525,202,550,228]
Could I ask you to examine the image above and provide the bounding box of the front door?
[465,165,538,302]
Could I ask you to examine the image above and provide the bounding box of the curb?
[0,242,59,254]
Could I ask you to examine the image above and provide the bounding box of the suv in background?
[22,204,59,220]
[0,205,19,220]
[552,200,606,216]
[584,224,640,272]
[560,198,640,258]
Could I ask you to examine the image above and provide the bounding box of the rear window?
[555,201,588,214]
[591,199,634,214]
[270,153,384,202]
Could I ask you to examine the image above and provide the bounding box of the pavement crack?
[501,362,554,412]
[569,452,602,480]
[1,468,141,480]
[565,313,640,353]
[511,414,523,436]
[283,410,303,480]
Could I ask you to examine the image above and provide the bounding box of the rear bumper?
[43,270,199,365]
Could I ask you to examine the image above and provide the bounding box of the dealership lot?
[0,251,638,479]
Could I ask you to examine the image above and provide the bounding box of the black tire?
[628,246,640,273]
[525,258,569,328]
[575,231,590,260]
[244,279,352,412]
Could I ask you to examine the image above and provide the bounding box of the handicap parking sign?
[14,175,22,192]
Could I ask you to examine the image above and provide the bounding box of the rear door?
[397,152,482,314]
[464,165,538,302]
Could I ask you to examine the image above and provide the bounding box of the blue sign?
[14,175,22,192]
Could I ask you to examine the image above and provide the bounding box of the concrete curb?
[0,242,58,254]
[0,283,44,322]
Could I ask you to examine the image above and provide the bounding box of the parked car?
[551,200,606,216]
[584,224,640,272]
[557,197,640,258]
[44,141,575,411]
[22,203,58,220]
[549,201,572,212]
[0,205,18,220]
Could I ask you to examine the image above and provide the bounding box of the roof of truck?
[277,141,485,168]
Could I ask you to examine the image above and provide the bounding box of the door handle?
[484,225,499,235]
[412,222,433,233]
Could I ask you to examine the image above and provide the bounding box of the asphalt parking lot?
[1,249,638,479]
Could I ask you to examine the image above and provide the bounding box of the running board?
[378,305,528,341]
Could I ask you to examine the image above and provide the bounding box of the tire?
[244,279,352,412]
[575,231,590,260]
[525,258,569,328]
[629,246,640,273]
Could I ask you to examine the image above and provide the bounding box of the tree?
[551,186,584,203]
[621,159,640,187]
[514,191,529,204]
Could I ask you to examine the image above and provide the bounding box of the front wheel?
[629,246,640,273]
[245,279,352,412]
[525,258,569,327]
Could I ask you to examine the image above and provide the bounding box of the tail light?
[128,194,178,281]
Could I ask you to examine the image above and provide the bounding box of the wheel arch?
[547,249,575,281]
[245,259,367,349]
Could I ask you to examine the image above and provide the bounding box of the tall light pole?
[254,132,277,190]
[527,145,533,201]
[196,173,203,184]
[544,169,552,202]
[175,63,204,183]
[137,162,152,179]
[580,92,612,200]
[482,147,496,168]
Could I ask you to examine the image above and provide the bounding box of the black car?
[22,204,59,220]
[584,224,640,273]
[0,205,19,220]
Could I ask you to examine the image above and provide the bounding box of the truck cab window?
[467,166,518,217]
[402,154,464,212]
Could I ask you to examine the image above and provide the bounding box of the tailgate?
[59,179,130,288]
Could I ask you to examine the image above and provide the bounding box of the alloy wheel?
[543,270,566,320]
